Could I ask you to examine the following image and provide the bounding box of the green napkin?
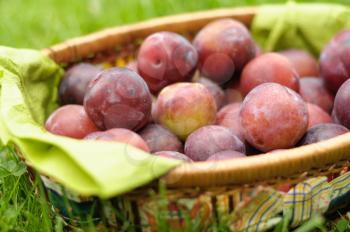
[252,3,350,56]
[0,46,180,198]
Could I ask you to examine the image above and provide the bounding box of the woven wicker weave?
[43,7,350,195]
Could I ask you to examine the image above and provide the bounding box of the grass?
[0,0,349,49]
[1,0,350,231]
[0,146,53,231]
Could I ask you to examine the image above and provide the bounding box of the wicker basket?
[40,7,350,231]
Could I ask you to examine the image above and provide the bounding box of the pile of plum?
[45,19,350,162]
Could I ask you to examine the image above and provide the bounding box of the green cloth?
[0,46,180,198]
[0,3,349,198]
[252,3,350,56]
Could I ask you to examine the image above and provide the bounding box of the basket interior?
[43,7,350,191]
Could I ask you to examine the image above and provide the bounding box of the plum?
[59,63,101,105]
[145,95,157,123]
[224,79,243,104]
[84,67,152,131]
[206,150,246,161]
[45,105,99,139]
[299,77,334,113]
[139,124,183,153]
[240,83,308,152]
[332,110,340,124]
[126,60,138,73]
[154,151,193,162]
[240,53,300,96]
[193,19,255,84]
[307,103,332,129]
[320,29,350,93]
[245,143,262,156]
[254,43,262,57]
[137,31,198,93]
[340,42,350,75]
[225,89,243,105]
[184,125,245,161]
[279,49,319,77]
[267,149,287,154]
[154,83,216,140]
[299,123,348,146]
[196,77,225,109]
[85,128,150,152]
[334,79,350,129]
[216,103,244,141]
[150,97,157,123]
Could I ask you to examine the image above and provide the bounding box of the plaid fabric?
[330,171,350,200]
[42,169,350,231]
[230,187,283,232]
[283,177,331,226]
[231,171,350,231]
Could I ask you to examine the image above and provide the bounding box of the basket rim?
[43,6,350,189]
[165,133,350,188]
[42,7,257,63]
